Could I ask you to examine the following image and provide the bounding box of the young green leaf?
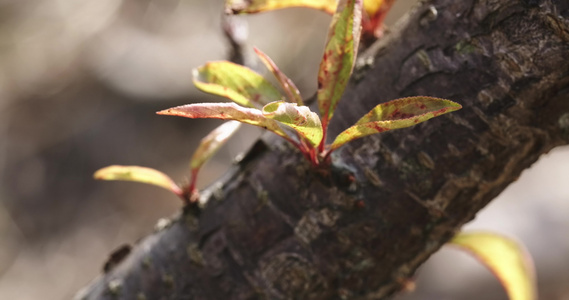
[317,0,362,129]
[226,0,337,15]
[94,165,183,197]
[191,121,241,171]
[449,232,537,300]
[329,97,461,150]
[193,61,283,108]
[187,121,241,198]
[262,101,323,147]
[157,103,290,141]
[254,47,304,106]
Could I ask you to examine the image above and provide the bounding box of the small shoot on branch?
[449,232,537,300]
[159,0,461,167]
[97,0,462,208]
[94,121,241,204]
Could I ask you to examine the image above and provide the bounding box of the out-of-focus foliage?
[450,232,537,300]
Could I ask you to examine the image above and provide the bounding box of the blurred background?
[0,0,567,299]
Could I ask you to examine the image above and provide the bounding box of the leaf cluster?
[95,0,461,202]
[159,0,461,166]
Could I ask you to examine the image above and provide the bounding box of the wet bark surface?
[76,0,569,299]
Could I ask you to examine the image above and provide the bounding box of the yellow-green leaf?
[362,0,395,39]
[254,47,304,106]
[193,61,283,108]
[157,103,289,140]
[449,232,537,300]
[93,165,182,196]
[225,0,392,18]
[191,121,241,171]
[330,96,461,150]
[262,101,323,147]
[317,0,362,129]
[226,0,337,14]
[363,0,385,16]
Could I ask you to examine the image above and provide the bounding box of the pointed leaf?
[356,96,461,124]
[157,102,290,140]
[94,165,182,196]
[191,121,241,171]
[193,61,283,108]
[330,97,461,150]
[449,232,537,300]
[254,47,304,106]
[262,101,323,147]
[317,0,362,128]
[226,0,337,15]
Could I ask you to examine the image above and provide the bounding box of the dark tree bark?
[75,0,569,299]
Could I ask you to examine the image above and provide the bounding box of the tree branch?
[75,0,569,299]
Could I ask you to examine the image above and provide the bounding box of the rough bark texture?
[76,0,569,299]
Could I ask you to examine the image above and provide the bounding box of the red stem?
[183,168,200,204]
[321,148,333,165]
[172,184,186,201]
[318,119,328,154]
[310,148,320,167]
